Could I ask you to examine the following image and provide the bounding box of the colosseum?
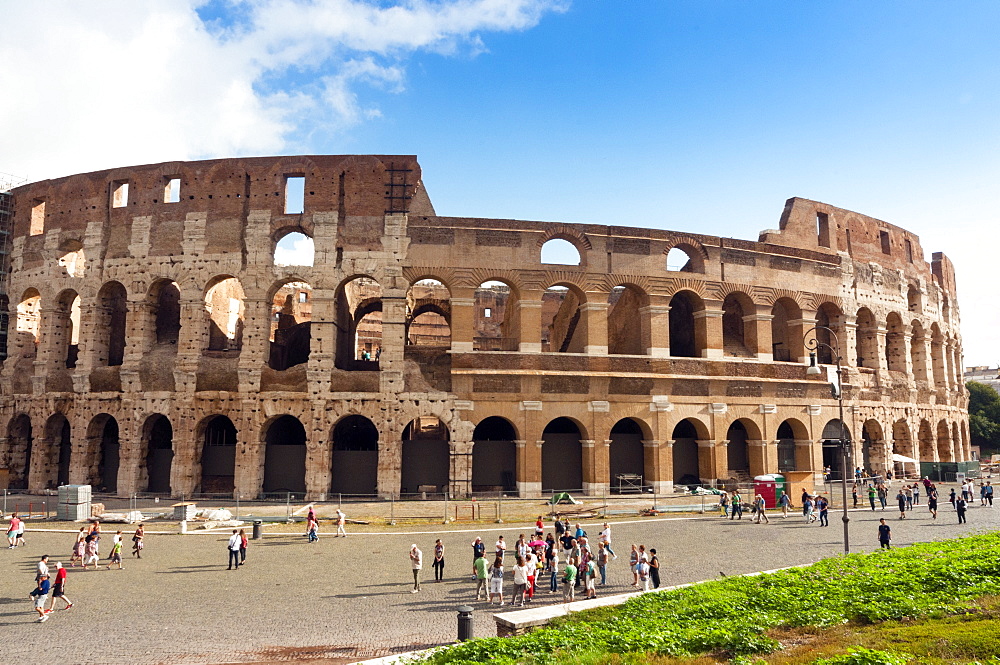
[0,155,968,499]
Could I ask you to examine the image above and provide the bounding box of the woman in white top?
[599,523,617,558]
[488,555,505,605]
[512,555,530,606]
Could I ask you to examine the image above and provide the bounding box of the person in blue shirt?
[30,573,51,622]
[877,518,891,549]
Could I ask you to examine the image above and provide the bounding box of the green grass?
[415,533,1000,664]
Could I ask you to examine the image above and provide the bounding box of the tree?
[967,381,1000,452]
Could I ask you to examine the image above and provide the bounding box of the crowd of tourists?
[406,517,659,605]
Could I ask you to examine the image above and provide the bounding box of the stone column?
[789,316,819,364]
[517,440,542,498]
[380,290,407,395]
[234,410,261,500]
[70,432,100,486]
[377,438,402,498]
[695,304,724,359]
[116,414,142,497]
[874,325,888,373]
[170,404,198,497]
[642,299,670,357]
[305,291,336,393]
[237,297,269,393]
[174,298,205,393]
[745,310,774,361]
[697,440,719,486]
[305,412,331,500]
[645,439,670,494]
[518,295,543,353]
[581,302,608,355]
[581,439,607,495]
[28,435,55,490]
[841,316,858,367]
[449,290,476,353]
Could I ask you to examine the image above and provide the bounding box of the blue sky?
[2,1,998,365]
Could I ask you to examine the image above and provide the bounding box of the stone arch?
[273,229,315,267]
[401,417,450,495]
[472,416,518,493]
[663,237,708,273]
[855,307,878,369]
[540,238,582,266]
[330,415,379,496]
[473,279,519,351]
[669,290,703,357]
[3,414,33,489]
[148,278,181,347]
[198,415,237,494]
[861,419,885,474]
[820,418,850,480]
[917,419,934,461]
[93,281,128,367]
[141,414,173,494]
[86,413,120,492]
[335,275,382,368]
[542,417,584,492]
[725,419,758,478]
[406,278,451,347]
[885,312,906,372]
[607,283,649,355]
[608,418,647,492]
[814,301,843,365]
[204,276,245,353]
[541,282,587,353]
[671,418,706,486]
[891,419,916,477]
[770,297,802,362]
[262,415,307,496]
[776,418,808,472]
[268,279,313,371]
[43,413,72,489]
[15,288,41,353]
[936,419,953,463]
[53,289,81,369]
[722,291,754,357]
[907,284,922,314]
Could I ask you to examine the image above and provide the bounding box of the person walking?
[336,509,347,537]
[106,536,124,570]
[512,555,529,606]
[6,513,19,548]
[877,484,887,510]
[131,523,144,559]
[239,528,248,566]
[432,539,445,581]
[30,572,51,622]
[488,555,504,605]
[730,490,743,520]
[949,487,957,510]
[649,548,661,589]
[957,496,968,523]
[878,518,892,549]
[82,536,99,570]
[904,484,913,510]
[561,557,577,603]
[409,544,423,593]
[70,527,86,566]
[227,530,241,570]
[928,486,939,520]
[817,496,829,527]
[89,520,102,557]
[534,515,545,539]
[897,490,907,519]
[753,494,769,524]
[986,481,994,506]
[778,491,790,518]
[598,522,617,558]
[15,515,26,547]
[803,495,815,523]
[306,516,319,543]
[47,562,73,612]
[719,491,729,518]
[473,552,488,600]
[868,485,877,511]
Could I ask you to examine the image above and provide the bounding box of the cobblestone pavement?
[2,497,997,665]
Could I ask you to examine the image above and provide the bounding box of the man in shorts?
[30,573,51,622]
[47,562,73,611]
[6,513,20,548]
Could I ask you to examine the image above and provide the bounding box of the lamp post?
[804,326,851,555]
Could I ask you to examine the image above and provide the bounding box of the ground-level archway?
[143,415,173,494]
[671,419,702,486]
[472,417,517,493]
[4,415,32,489]
[200,416,237,494]
[820,419,850,480]
[262,415,307,496]
[542,417,582,492]
[401,417,449,495]
[609,418,644,493]
[88,415,120,493]
[331,415,379,496]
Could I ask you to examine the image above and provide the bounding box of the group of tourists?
[408,517,658,605]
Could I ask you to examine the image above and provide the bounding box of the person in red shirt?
[47,562,73,611]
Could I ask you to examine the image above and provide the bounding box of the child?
[106,536,124,569]
[70,527,86,566]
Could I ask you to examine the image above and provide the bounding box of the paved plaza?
[2,496,998,665]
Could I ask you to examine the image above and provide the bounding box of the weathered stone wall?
[0,156,968,499]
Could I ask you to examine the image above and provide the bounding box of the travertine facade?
[0,155,968,498]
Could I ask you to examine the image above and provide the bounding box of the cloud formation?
[0,0,565,181]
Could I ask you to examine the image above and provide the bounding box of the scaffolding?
[0,173,26,362]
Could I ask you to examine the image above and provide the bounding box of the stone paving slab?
[2,497,996,665]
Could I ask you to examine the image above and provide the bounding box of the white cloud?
[0,0,566,182]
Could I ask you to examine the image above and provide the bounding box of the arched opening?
[541,284,585,353]
[918,419,934,461]
[205,277,245,353]
[45,414,72,489]
[892,419,916,478]
[53,290,81,369]
[862,420,884,474]
[93,416,120,493]
[542,417,583,492]
[406,279,451,347]
[609,419,644,493]
[910,320,928,380]
[262,415,307,496]
[4,415,33,489]
[907,284,922,314]
[608,285,647,355]
[474,280,519,351]
[57,240,86,278]
[671,419,701,486]
[776,419,807,472]
[936,419,952,463]
[540,238,581,265]
[274,231,315,267]
[820,419,850,480]
[269,281,312,370]
[143,415,173,494]
[335,276,382,368]
[770,298,802,362]
[401,417,450,495]
[331,415,379,496]
[726,420,750,478]
[855,307,878,369]
[200,416,237,494]
[722,292,752,357]
[885,313,906,372]
[666,246,699,272]
[814,303,841,365]
[669,291,701,358]
[472,416,517,493]
[95,281,128,366]
[152,280,181,346]
[15,289,41,359]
